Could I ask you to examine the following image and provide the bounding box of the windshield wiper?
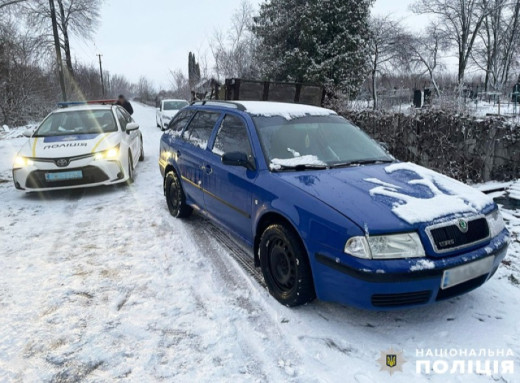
[329,159,395,168]
[273,164,329,172]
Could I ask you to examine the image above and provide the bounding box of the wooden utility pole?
[48,0,67,101]
[97,54,105,97]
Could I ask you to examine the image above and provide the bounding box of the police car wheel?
[165,171,192,218]
[259,224,316,307]
[139,141,144,162]
[127,155,134,184]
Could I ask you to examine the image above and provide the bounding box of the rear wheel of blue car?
[165,171,192,218]
[260,224,315,307]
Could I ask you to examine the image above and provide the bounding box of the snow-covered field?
[0,103,519,382]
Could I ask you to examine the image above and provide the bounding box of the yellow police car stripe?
[32,137,38,157]
[91,133,109,153]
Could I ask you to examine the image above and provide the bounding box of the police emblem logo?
[377,348,406,375]
[386,354,397,368]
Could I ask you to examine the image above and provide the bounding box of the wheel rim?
[268,237,297,292]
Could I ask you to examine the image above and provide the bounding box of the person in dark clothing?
[115,95,134,115]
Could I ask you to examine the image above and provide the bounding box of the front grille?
[436,275,488,301]
[371,290,432,307]
[26,166,109,188]
[428,217,490,253]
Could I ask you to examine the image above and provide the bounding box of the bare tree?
[0,20,55,124]
[23,0,101,78]
[211,0,258,80]
[0,0,26,9]
[400,23,449,97]
[472,0,520,91]
[368,16,404,110]
[412,0,499,88]
[135,76,155,103]
[169,69,191,100]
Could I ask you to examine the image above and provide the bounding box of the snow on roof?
[368,162,494,224]
[239,101,336,120]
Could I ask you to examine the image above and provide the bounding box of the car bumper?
[13,158,126,191]
[312,230,510,310]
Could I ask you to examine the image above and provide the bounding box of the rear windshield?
[34,110,118,137]
[164,101,189,111]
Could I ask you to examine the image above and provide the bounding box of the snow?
[369,162,494,224]
[508,181,520,201]
[270,155,326,170]
[0,103,520,382]
[239,101,337,120]
[410,259,436,271]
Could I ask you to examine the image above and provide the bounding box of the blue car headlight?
[345,233,425,260]
[486,209,505,238]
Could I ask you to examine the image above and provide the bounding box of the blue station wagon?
[158,101,510,310]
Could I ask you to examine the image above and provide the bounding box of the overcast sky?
[73,0,428,90]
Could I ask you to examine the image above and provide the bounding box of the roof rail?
[190,100,246,111]
[57,99,117,108]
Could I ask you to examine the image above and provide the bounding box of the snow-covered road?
[1,103,519,382]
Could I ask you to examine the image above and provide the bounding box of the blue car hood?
[276,162,495,234]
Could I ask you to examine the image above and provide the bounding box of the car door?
[203,113,256,242]
[176,110,221,210]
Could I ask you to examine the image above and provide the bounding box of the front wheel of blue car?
[260,224,316,307]
[165,171,192,218]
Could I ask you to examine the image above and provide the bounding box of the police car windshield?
[253,115,393,170]
[163,101,188,111]
[34,110,118,137]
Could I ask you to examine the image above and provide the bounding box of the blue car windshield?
[253,115,393,170]
[34,110,118,137]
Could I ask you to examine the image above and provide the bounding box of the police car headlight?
[487,209,506,238]
[345,233,425,259]
[13,156,34,168]
[94,145,120,160]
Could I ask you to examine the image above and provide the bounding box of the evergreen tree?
[188,52,201,89]
[254,0,374,97]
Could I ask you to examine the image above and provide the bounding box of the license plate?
[441,256,494,290]
[45,170,83,182]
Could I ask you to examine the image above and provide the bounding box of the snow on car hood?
[18,132,121,158]
[277,162,495,233]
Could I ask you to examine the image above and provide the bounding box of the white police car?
[13,101,144,191]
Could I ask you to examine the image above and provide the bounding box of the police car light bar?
[57,99,118,108]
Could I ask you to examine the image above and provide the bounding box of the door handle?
[202,165,212,175]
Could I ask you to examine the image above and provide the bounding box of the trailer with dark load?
[192,78,325,107]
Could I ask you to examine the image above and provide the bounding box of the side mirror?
[222,151,255,171]
[23,129,33,137]
[126,122,139,132]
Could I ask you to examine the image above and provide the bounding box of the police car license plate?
[45,170,83,182]
[441,256,494,290]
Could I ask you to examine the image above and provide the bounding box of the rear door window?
[183,111,221,149]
